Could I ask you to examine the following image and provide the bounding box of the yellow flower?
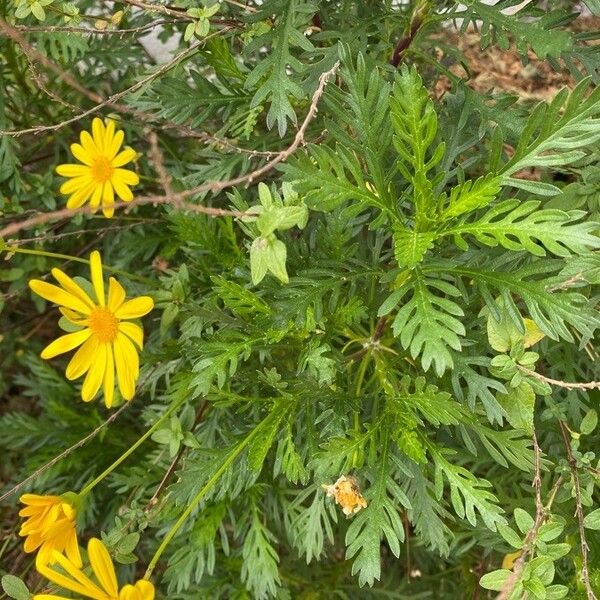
[56,117,139,218]
[19,493,81,568]
[35,538,155,600]
[29,251,153,407]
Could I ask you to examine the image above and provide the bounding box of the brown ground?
[434,16,600,100]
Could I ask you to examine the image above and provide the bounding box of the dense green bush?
[1,1,600,598]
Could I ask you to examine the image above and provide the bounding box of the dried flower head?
[322,474,368,516]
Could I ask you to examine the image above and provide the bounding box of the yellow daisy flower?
[35,538,155,600]
[29,251,153,407]
[19,493,81,568]
[56,117,139,218]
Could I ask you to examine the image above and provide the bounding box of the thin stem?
[2,244,155,284]
[78,397,186,498]
[144,418,268,578]
[0,401,130,503]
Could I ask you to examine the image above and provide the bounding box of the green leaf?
[498,79,600,186]
[391,65,444,229]
[1,575,30,600]
[448,265,600,343]
[580,409,598,435]
[244,0,314,136]
[479,569,512,591]
[514,508,534,534]
[392,227,436,268]
[442,174,502,220]
[381,272,465,376]
[444,200,600,257]
[497,382,535,434]
[30,1,46,21]
[459,0,572,58]
[497,523,523,549]
[583,508,600,530]
[345,429,410,586]
[250,237,289,285]
[247,400,294,472]
[433,450,505,530]
[583,0,600,16]
[558,253,600,284]
[241,497,281,598]
[537,519,564,542]
[545,585,569,600]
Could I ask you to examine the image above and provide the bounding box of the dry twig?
[519,366,600,391]
[559,421,598,600]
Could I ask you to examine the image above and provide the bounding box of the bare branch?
[519,366,600,391]
[559,421,598,600]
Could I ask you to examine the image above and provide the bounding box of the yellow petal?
[107,277,126,313]
[112,167,139,186]
[23,534,43,553]
[29,280,92,315]
[91,118,106,153]
[111,148,136,168]
[41,551,107,599]
[136,580,155,600]
[112,179,134,202]
[102,182,115,218]
[60,176,92,195]
[51,269,95,309]
[56,164,90,177]
[80,130,99,156]
[41,329,91,359]
[34,595,75,600]
[113,334,136,400]
[90,183,104,211]
[70,142,94,166]
[65,530,82,569]
[104,119,116,152]
[66,182,96,209]
[118,586,137,600]
[103,346,115,408]
[81,344,107,401]
[107,129,124,160]
[115,297,153,319]
[88,538,119,597]
[20,494,61,506]
[89,251,105,306]
[119,321,143,349]
[66,336,99,380]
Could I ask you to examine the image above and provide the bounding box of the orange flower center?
[90,156,113,183]
[88,307,118,343]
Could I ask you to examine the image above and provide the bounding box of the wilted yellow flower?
[56,117,139,218]
[19,493,81,568]
[35,538,155,600]
[29,251,153,407]
[502,550,522,569]
[323,475,368,516]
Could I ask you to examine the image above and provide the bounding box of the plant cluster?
[1,1,600,599]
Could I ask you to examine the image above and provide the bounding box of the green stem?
[352,352,371,468]
[3,244,154,284]
[78,398,185,498]
[144,418,268,579]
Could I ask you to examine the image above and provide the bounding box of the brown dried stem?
[559,421,597,600]
[519,366,600,391]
